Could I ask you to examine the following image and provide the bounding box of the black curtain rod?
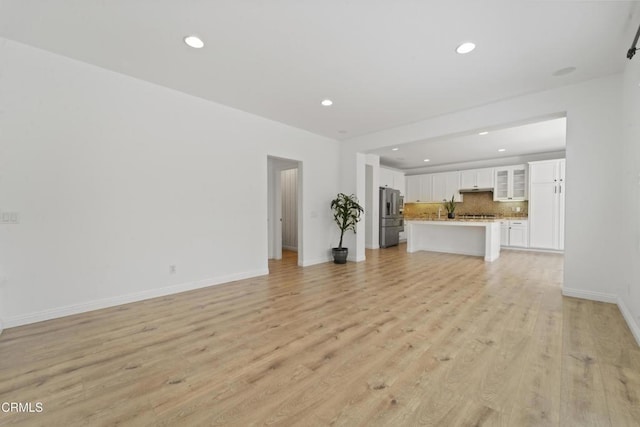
[627,23,640,59]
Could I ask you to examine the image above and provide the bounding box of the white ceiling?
[0,1,637,141]
[371,116,567,172]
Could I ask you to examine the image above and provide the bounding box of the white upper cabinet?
[380,167,406,195]
[393,171,406,196]
[477,168,495,188]
[529,160,562,184]
[493,164,528,201]
[459,170,476,189]
[432,171,462,202]
[460,168,494,190]
[404,164,536,204]
[406,175,421,202]
[419,174,433,202]
[405,174,433,202]
[379,167,394,188]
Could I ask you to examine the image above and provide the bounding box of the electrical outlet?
[0,212,19,224]
[169,265,176,274]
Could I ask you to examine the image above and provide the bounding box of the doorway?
[267,156,302,266]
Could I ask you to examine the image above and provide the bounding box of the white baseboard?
[617,297,640,347]
[300,256,333,267]
[561,287,618,304]
[503,246,564,254]
[3,269,269,329]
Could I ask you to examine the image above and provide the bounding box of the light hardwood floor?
[1,246,638,426]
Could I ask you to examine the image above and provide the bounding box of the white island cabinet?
[406,220,501,262]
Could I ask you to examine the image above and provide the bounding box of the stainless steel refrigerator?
[379,187,404,248]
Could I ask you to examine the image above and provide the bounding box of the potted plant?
[445,194,456,219]
[330,193,364,264]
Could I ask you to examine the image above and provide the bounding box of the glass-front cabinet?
[493,165,528,201]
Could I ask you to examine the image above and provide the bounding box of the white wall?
[0,38,340,327]
[619,54,640,343]
[365,165,374,248]
[338,152,366,262]
[341,74,637,341]
[365,154,380,250]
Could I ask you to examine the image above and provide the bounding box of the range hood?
[459,187,494,193]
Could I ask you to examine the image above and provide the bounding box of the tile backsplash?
[404,192,527,218]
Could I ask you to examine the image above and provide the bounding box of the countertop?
[405,216,527,222]
[405,218,500,223]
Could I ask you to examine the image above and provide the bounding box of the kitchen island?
[405,219,501,262]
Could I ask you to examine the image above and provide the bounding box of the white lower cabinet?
[508,220,528,247]
[500,220,528,248]
[500,221,509,246]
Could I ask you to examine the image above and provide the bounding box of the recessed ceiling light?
[321,99,333,106]
[184,35,204,49]
[498,148,506,152]
[392,148,399,151]
[423,158,430,162]
[552,66,576,77]
[456,42,476,54]
[478,131,489,135]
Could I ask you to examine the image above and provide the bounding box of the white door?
[558,167,566,250]
[281,168,298,252]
